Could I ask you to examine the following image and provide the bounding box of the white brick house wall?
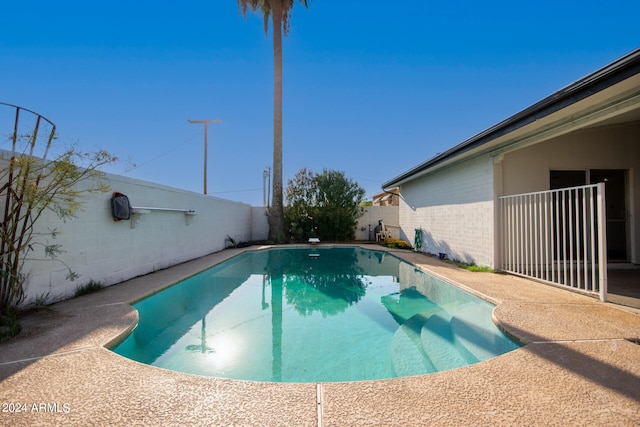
[397,155,496,267]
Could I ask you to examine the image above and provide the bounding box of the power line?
[210,188,262,194]
[121,132,201,173]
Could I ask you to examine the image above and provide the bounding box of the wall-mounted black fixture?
[111,192,131,221]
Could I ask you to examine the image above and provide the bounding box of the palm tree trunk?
[269,0,286,241]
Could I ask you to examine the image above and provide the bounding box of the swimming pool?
[112,247,520,382]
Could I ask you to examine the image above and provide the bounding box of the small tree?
[0,103,116,319]
[314,169,365,240]
[285,168,365,241]
[284,167,318,239]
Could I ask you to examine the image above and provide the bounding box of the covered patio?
[383,48,640,310]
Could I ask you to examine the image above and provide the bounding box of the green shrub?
[32,291,51,308]
[75,280,103,297]
[285,168,365,241]
[0,311,21,343]
[382,238,411,249]
[465,264,494,273]
[449,259,495,273]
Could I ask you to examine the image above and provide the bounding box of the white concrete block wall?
[13,171,268,305]
[251,207,269,242]
[397,155,496,267]
[356,206,399,241]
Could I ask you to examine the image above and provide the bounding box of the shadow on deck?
[607,264,640,309]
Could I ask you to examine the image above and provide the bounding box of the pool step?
[420,309,472,371]
[389,308,441,376]
[391,302,520,376]
[449,305,518,361]
[381,287,438,326]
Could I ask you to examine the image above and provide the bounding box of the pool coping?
[1,243,639,426]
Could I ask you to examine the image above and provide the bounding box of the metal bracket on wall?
[130,207,196,229]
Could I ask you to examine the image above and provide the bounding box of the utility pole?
[188,118,222,194]
[263,167,271,207]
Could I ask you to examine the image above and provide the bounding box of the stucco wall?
[398,155,495,267]
[500,122,639,195]
[11,170,268,305]
[500,121,639,263]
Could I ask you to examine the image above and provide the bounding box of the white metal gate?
[498,183,607,301]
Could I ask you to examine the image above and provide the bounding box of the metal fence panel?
[499,183,607,300]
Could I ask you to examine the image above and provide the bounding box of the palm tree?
[238,0,309,241]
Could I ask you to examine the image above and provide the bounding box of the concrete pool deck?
[1,244,639,426]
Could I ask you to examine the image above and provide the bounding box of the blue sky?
[1,1,638,206]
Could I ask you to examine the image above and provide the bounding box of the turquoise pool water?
[112,247,520,382]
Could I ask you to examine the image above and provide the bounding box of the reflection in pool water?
[112,247,520,382]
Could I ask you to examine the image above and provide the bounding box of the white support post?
[596,182,608,302]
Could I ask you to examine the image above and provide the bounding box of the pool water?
[112,247,520,382]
